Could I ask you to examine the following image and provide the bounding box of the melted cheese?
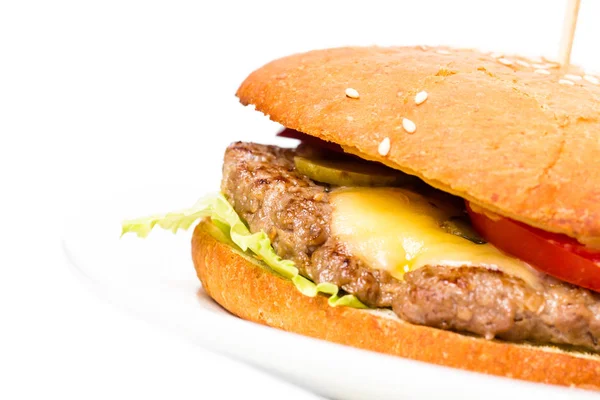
[330,188,542,289]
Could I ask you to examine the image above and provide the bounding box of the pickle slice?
[294,156,414,187]
[440,216,487,244]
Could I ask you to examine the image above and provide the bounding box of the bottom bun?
[192,221,600,389]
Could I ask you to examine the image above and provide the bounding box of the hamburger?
[123,46,600,389]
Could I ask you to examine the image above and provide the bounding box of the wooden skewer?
[558,0,582,67]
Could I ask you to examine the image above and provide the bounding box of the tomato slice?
[466,202,600,292]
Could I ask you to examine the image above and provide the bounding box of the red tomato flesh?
[466,203,600,292]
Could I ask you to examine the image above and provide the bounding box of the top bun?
[236,46,600,247]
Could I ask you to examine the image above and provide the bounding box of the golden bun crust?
[192,221,600,390]
[236,46,600,247]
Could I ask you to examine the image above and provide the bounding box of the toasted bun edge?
[192,221,600,390]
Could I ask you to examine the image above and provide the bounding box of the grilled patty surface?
[221,141,600,352]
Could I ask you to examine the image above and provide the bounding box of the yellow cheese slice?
[330,188,542,289]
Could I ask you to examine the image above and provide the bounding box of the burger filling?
[222,141,600,352]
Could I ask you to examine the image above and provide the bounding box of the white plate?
[63,185,598,400]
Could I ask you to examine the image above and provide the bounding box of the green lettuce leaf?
[122,193,367,309]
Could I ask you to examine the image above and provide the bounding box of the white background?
[2,1,600,399]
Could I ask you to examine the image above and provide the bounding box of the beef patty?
[221,141,600,352]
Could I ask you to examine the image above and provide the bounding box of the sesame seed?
[584,75,599,85]
[515,60,530,68]
[436,49,451,55]
[564,74,582,81]
[559,79,574,86]
[490,52,503,59]
[532,63,548,69]
[346,115,354,121]
[498,58,513,66]
[534,69,551,75]
[378,137,391,156]
[414,91,428,105]
[402,118,417,133]
[345,88,360,99]
[419,45,429,51]
[543,57,560,66]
